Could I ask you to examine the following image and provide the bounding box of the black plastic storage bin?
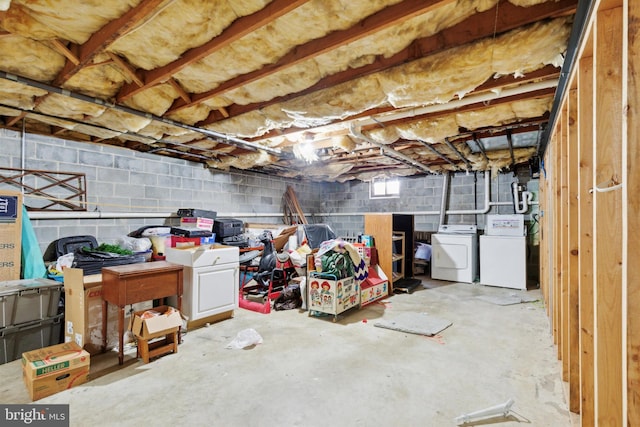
[0,279,63,328]
[0,314,63,364]
[43,235,98,262]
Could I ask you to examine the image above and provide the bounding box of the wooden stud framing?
[594,6,624,426]
[627,0,640,424]
[567,88,580,413]
[540,1,640,425]
[560,104,569,380]
[577,51,595,426]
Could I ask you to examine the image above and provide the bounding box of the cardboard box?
[0,191,22,281]
[179,216,214,232]
[130,305,182,340]
[22,342,90,401]
[63,268,152,354]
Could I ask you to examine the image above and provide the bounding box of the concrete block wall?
[0,129,322,254]
[1,128,540,270]
[319,170,537,238]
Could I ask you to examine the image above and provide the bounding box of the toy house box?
[308,274,359,316]
[360,265,389,307]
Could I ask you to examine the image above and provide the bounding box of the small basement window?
[370,177,400,199]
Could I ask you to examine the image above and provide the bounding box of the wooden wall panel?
[594,7,624,426]
[577,52,595,427]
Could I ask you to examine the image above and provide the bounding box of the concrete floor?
[0,277,571,427]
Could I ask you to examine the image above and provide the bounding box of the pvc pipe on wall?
[445,170,492,215]
[28,211,285,220]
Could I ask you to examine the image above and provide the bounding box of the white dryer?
[431,225,478,283]
[480,215,527,290]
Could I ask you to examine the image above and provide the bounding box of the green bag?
[320,250,354,279]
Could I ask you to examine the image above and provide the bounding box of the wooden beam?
[594,7,623,426]
[116,0,311,101]
[49,39,79,65]
[566,88,580,413]
[6,112,27,127]
[194,0,576,125]
[251,83,557,145]
[628,2,640,424]
[560,102,568,377]
[167,78,191,103]
[107,52,144,87]
[578,52,595,426]
[552,124,561,349]
[167,0,458,115]
[53,0,166,86]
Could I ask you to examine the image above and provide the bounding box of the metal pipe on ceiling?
[349,124,435,174]
[443,137,473,170]
[506,130,516,169]
[0,71,287,158]
[472,134,490,163]
[439,172,449,226]
[289,80,558,144]
[417,139,460,169]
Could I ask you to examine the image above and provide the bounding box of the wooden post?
[626,0,640,423]
[594,7,624,425]
[578,50,595,426]
[567,88,580,413]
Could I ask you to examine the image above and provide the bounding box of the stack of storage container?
[0,278,64,364]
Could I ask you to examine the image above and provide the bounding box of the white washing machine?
[480,215,527,290]
[431,225,478,283]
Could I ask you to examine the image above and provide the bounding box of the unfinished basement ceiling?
[0,0,577,182]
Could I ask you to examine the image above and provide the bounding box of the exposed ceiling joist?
[197,0,576,127]
[52,0,168,86]
[0,0,578,182]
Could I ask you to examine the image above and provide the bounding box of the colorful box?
[360,265,389,307]
[170,236,201,248]
[179,216,214,232]
[359,234,374,247]
[308,275,359,316]
[22,342,90,401]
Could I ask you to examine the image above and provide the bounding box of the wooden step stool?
[136,329,179,363]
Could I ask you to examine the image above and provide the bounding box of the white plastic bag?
[117,235,152,252]
[226,328,263,349]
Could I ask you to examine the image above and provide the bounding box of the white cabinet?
[166,245,239,327]
[183,263,239,320]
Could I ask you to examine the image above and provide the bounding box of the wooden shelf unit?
[391,232,405,283]
[363,214,414,294]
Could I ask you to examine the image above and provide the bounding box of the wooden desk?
[101,261,183,365]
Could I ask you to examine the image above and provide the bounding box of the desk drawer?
[124,271,180,302]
